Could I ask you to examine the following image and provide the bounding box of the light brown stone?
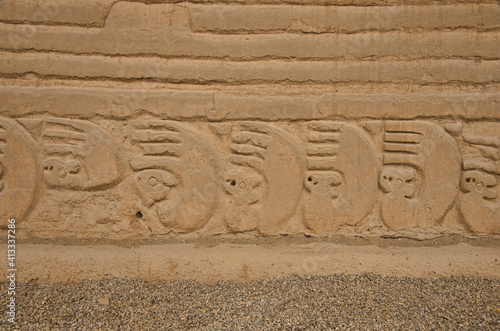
[2,1,498,28]
[2,86,499,120]
[3,53,499,84]
[0,3,498,59]
[0,118,40,228]
[459,123,500,234]
[0,0,114,26]
[379,121,461,231]
[2,243,499,284]
[224,122,305,234]
[40,118,127,190]
[0,0,498,282]
[130,119,219,233]
[303,122,378,233]
[190,4,500,33]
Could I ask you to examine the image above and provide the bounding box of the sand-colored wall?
[0,1,499,242]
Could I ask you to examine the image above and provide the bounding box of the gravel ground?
[1,274,499,330]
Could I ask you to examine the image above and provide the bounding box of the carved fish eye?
[148,176,159,187]
[57,169,67,178]
[135,169,178,194]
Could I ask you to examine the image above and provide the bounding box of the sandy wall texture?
[0,1,499,281]
[2,241,500,283]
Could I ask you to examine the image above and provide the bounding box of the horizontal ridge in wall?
[0,85,498,120]
[1,2,499,31]
[1,52,499,85]
[1,27,499,60]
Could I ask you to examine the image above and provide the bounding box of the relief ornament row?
[0,117,498,235]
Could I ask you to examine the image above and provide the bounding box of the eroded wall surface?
[0,0,499,240]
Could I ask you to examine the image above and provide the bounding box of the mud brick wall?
[0,0,499,240]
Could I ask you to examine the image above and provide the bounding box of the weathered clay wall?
[0,0,499,241]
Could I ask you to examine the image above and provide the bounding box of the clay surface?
[0,0,498,281]
[0,117,495,238]
[1,242,498,283]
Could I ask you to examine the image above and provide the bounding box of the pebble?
[1,274,499,330]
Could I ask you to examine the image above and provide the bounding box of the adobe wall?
[0,0,499,282]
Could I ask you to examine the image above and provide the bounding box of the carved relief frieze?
[459,123,500,234]
[0,116,496,238]
[130,119,219,234]
[0,118,41,228]
[378,121,461,231]
[303,122,378,233]
[223,122,305,234]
